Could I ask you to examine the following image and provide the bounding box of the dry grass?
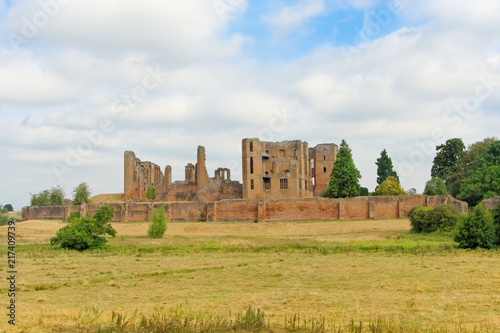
[1,219,499,332]
[90,193,125,203]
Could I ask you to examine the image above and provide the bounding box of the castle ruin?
[124,138,338,202]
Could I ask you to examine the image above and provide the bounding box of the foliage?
[408,206,433,233]
[409,204,461,233]
[2,207,7,214]
[375,149,399,186]
[458,140,500,207]
[146,187,156,200]
[455,205,496,249]
[31,186,65,206]
[374,176,406,196]
[428,205,462,232]
[72,182,92,205]
[147,207,167,238]
[423,177,448,196]
[406,188,417,195]
[359,187,369,196]
[67,211,81,223]
[3,204,13,211]
[493,204,500,246]
[0,213,9,226]
[323,140,361,198]
[50,205,116,251]
[447,138,497,197]
[431,138,465,181]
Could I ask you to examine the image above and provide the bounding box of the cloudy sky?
[0,0,499,210]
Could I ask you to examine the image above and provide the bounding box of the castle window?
[279,149,286,158]
[280,178,288,190]
[134,171,137,181]
[250,179,254,190]
[324,155,326,160]
[250,141,253,152]
[250,157,254,174]
[264,178,271,190]
[324,167,327,173]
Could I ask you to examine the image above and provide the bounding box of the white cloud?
[262,0,327,33]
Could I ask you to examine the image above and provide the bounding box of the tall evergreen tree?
[375,149,398,186]
[323,140,361,198]
[431,138,465,181]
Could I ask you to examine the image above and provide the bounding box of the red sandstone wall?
[216,200,259,221]
[22,195,468,222]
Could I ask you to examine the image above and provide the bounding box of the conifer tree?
[375,149,398,186]
[323,140,361,198]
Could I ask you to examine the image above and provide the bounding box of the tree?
[72,182,92,205]
[447,138,497,197]
[458,140,500,207]
[431,138,465,181]
[375,149,398,186]
[454,205,495,249]
[50,204,116,251]
[147,207,167,238]
[374,176,406,196]
[31,186,65,206]
[423,177,448,196]
[359,187,369,196]
[322,140,361,198]
[4,204,13,212]
[407,188,417,195]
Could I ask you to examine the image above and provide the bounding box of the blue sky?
[0,0,499,210]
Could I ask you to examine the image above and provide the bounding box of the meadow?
[1,218,500,332]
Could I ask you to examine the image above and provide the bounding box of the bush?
[409,205,462,233]
[409,206,433,233]
[454,206,496,249]
[0,214,9,226]
[67,211,80,223]
[428,205,462,232]
[147,207,167,238]
[490,204,500,246]
[423,177,448,196]
[50,205,116,251]
[374,176,406,196]
[146,187,156,200]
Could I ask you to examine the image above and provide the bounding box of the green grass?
[3,219,500,332]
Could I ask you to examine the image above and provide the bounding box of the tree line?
[321,137,500,207]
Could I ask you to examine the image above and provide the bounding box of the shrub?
[491,204,500,246]
[67,211,80,223]
[146,187,156,200]
[147,207,167,238]
[0,214,9,226]
[50,205,116,251]
[409,206,433,233]
[454,206,496,249]
[428,204,462,232]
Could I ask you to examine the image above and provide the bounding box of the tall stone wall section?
[22,195,468,222]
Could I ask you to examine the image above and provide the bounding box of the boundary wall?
[22,195,468,222]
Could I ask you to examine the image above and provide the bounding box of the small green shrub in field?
[0,213,9,226]
[409,206,433,233]
[409,205,462,233]
[455,205,496,249]
[428,204,462,232]
[148,207,167,238]
[50,205,116,251]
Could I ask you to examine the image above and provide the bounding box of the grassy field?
[1,218,500,332]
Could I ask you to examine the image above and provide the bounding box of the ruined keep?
[242,138,338,199]
[124,146,242,202]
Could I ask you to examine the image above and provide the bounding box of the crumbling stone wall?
[482,197,500,210]
[23,195,468,222]
[124,146,242,203]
